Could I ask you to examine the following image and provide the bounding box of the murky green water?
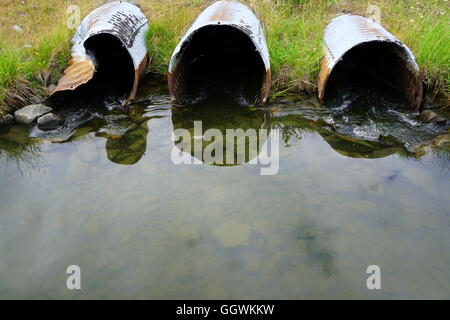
[0,82,449,299]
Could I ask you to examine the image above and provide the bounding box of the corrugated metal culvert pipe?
[50,1,149,102]
[318,15,423,111]
[168,0,271,107]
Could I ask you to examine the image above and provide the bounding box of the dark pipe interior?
[324,41,417,106]
[175,25,266,106]
[50,33,134,107]
[84,33,135,95]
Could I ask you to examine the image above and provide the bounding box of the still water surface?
[0,82,449,299]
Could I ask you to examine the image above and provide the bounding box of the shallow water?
[0,81,449,299]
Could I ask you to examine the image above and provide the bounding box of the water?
[0,82,449,299]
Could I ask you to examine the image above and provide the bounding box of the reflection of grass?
[0,136,41,172]
[1,0,448,112]
[270,116,319,147]
[431,147,450,176]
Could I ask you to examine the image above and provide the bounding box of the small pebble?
[13,25,23,33]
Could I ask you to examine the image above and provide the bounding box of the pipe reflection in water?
[171,99,269,166]
[2,89,448,170]
[99,120,149,166]
[0,102,434,172]
[267,111,410,160]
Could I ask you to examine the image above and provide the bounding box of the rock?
[432,134,450,147]
[214,220,251,248]
[23,44,32,49]
[14,104,52,124]
[37,113,63,130]
[29,95,43,104]
[47,84,56,93]
[13,25,23,33]
[419,110,447,125]
[0,114,14,128]
[408,143,430,156]
[419,110,437,122]
[434,117,447,125]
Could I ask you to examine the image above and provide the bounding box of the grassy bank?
[0,0,448,114]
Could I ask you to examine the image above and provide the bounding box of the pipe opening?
[83,33,135,96]
[172,25,266,106]
[324,41,421,108]
[52,33,135,105]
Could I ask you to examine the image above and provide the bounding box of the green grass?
[260,1,327,96]
[377,0,449,98]
[0,30,70,81]
[146,22,180,75]
[1,0,448,113]
[0,29,71,113]
[414,16,450,96]
[0,47,22,89]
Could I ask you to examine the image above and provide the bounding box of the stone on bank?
[37,113,63,130]
[0,114,15,128]
[419,110,447,125]
[14,104,52,125]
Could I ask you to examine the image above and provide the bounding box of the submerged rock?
[14,104,52,125]
[47,84,56,93]
[37,113,63,130]
[214,220,251,248]
[432,134,450,147]
[0,114,14,128]
[419,110,447,125]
